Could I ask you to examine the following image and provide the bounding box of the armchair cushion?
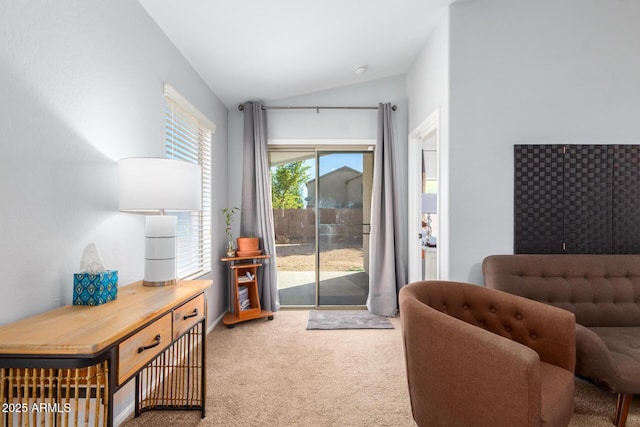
[540,362,575,426]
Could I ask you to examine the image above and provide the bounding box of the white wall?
[406,10,450,279]
[267,75,407,140]
[407,10,450,133]
[448,0,640,283]
[0,0,228,422]
[228,75,409,235]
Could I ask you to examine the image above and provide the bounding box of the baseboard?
[113,312,224,426]
[208,311,225,334]
[114,401,135,427]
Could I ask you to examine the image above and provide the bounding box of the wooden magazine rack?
[220,255,274,328]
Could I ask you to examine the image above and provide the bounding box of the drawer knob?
[183,308,199,320]
[137,334,162,353]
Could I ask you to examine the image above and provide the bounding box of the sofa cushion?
[586,326,640,394]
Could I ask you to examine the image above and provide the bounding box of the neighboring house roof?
[306,166,362,185]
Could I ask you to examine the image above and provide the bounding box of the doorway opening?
[269,147,374,307]
[408,109,440,283]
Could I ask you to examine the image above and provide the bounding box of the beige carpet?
[121,310,640,426]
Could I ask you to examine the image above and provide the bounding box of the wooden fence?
[273,208,364,244]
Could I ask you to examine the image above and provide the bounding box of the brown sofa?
[399,280,576,427]
[483,254,640,427]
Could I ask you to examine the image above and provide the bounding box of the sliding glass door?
[270,150,316,306]
[317,152,372,305]
[270,148,373,307]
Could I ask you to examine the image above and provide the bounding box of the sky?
[306,152,364,177]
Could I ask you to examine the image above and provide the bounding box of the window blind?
[164,84,213,279]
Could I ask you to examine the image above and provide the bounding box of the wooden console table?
[0,279,211,427]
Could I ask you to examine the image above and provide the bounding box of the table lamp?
[118,158,201,286]
[422,193,437,246]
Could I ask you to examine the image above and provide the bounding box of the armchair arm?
[401,297,541,427]
[497,291,576,373]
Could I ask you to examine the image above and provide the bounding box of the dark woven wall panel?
[613,145,640,253]
[563,145,613,254]
[514,145,564,254]
[515,144,640,255]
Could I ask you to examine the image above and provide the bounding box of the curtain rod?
[237,104,398,112]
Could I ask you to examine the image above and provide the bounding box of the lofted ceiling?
[138,0,455,108]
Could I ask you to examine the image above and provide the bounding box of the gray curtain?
[367,103,407,316]
[241,102,279,312]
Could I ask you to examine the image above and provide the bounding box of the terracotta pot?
[236,237,259,253]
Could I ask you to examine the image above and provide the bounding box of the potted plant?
[236,234,260,256]
[221,207,239,257]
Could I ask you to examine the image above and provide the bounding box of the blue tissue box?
[73,270,118,306]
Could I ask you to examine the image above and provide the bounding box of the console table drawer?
[118,313,172,384]
[173,293,205,339]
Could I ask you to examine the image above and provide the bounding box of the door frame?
[268,141,375,309]
[408,108,440,283]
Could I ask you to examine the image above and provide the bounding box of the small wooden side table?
[220,255,274,328]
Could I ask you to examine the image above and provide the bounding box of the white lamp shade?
[422,193,437,214]
[118,158,201,212]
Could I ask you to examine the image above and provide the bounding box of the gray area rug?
[306,310,394,330]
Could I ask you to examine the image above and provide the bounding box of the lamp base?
[143,278,179,287]
[144,216,178,287]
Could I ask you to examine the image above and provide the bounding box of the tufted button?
[515,314,523,320]
[442,304,447,310]
[530,333,537,340]
[479,320,486,326]
[463,304,469,310]
[505,326,512,333]
[490,307,496,313]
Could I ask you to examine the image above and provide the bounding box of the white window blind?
[164,84,214,279]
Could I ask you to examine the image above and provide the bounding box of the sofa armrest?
[401,297,542,427]
[575,324,618,381]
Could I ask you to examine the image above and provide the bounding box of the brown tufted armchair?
[399,280,576,427]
